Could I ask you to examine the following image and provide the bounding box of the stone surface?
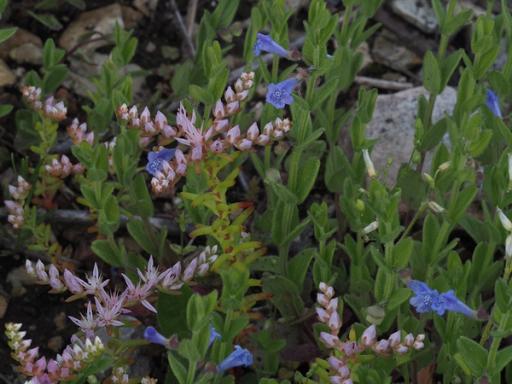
[9,43,43,65]
[0,294,7,319]
[59,4,125,52]
[0,28,42,60]
[372,29,421,71]
[366,86,457,185]
[0,59,16,87]
[390,0,438,33]
[358,41,373,70]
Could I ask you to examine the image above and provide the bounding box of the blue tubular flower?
[209,325,221,346]
[217,345,253,373]
[408,280,476,318]
[144,326,168,347]
[486,89,502,118]
[440,290,476,318]
[253,33,289,58]
[266,78,298,109]
[146,148,176,176]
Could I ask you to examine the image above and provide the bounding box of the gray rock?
[0,59,16,87]
[59,4,125,52]
[366,86,457,185]
[390,0,438,33]
[9,43,43,65]
[372,29,421,71]
[0,28,42,60]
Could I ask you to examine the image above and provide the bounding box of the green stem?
[399,203,427,242]
[186,360,197,384]
[271,56,279,82]
[264,145,271,171]
[279,243,289,276]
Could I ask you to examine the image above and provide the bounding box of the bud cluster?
[45,155,85,178]
[316,283,425,384]
[497,207,512,258]
[21,86,67,122]
[4,175,31,229]
[117,104,176,146]
[25,248,218,336]
[6,322,104,383]
[111,366,130,384]
[67,118,94,145]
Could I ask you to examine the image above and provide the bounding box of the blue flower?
[217,345,253,373]
[486,89,502,118]
[144,326,168,346]
[408,280,476,318]
[145,148,175,176]
[266,78,298,109]
[209,325,221,346]
[254,33,289,58]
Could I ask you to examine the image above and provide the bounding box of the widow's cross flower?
[408,280,476,318]
[254,33,289,58]
[266,78,298,109]
[486,89,502,118]
[146,148,176,176]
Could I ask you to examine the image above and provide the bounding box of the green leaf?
[287,248,315,291]
[455,336,488,377]
[0,27,16,44]
[262,275,304,321]
[447,186,477,224]
[91,240,122,267]
[27,11,63,30]
[386,288,411,310]
[158,286,193,338]
[43,64,68,94]
[168,352,188,384]
[496,345,512,373]
[391,238,414,268]
[0,104,13,118]
[65,0,86,10]
[423,51,442,95]
[126,219,161,257]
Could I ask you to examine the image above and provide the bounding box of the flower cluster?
[4,175,31,229]
[316,283,425,384]
[67,118,94,145]
[146,72,292,194]
[44,155,85,178]
[116,104,176,147]
[21,86,67,122]
[6,322,104,384]
[408,280,476,318]
[25,248,218,337]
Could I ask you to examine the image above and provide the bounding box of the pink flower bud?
[64,269,84,294]
[35,260,48,282]
[210,140,225,153]
[226,126,241,144]
[388,331,401,347]
[225,86,235,102]
[226,101,239,114]
[214,119,229,132]
[319,332,338,348]
[237,139,253,150]
[316,307,329,323]
[140,107,151,123]
[214,100,225,119]
[361,325,376,347]
[374,339,390,353]
[246,123,259,141]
